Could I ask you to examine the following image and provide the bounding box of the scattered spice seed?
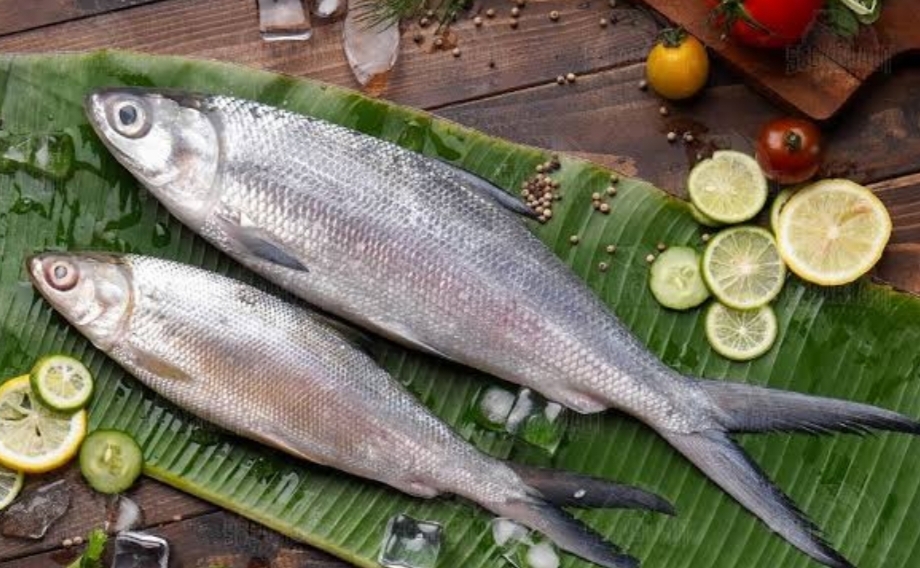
[452,47,461,57]
[73,536,84,546]
[510,19,518,28]
[426,9,434,17]
[544,209,553,219]
[566,72,576,83]
[592,201,602,210]
[657,242,667,251]
[702,233,711,242]
[606,244,617,254]
[598,261,609,272]
[606,186,617,196]
[600,17,608,27]
[683,132,695,143]
[667,131,677,142]
[172,514,183,522]
[474,15,483,26]
[570,235,580,245]
[638,79,648,91]
[549,10,560,21]
[659,105,669,116]
[591,192,601,201]
[63,539,73,548]
[599,203,611,214]
[420,17,430,27]
[434,37,444,48]
[646,253,656,263]
[556,75,566,85]
[609,173,619,183]
[536,164,545,173]
[486,8,496,17]
[511,6,520,17]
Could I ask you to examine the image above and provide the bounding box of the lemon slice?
[0,464,23,511]
[0,376,87,473]
[30,355,94,413]
[688,150,768,224]
[706,303,778,361]
[702,226,786,310]
[776,179,891,286]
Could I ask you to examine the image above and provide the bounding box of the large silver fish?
[29,252,674,568]
[85,88,920,568]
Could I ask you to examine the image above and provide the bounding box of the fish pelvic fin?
[215,212,309,272]
[434,159,539,219]
[659,428,855,568]
[508,462,675,515]
[497,496,640,568]
[697,379,920,436]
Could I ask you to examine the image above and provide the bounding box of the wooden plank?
[0,0,661,110]
[0,465,214,561]
[0,0,165,37]
[3,511,346,568]
[437,61,920,193]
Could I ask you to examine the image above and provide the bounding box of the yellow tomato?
[646,30,709,100]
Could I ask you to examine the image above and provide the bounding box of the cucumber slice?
[79,430,143,494]
[649,247,711,310]
[30,355,93,413]
[706,302,778,361]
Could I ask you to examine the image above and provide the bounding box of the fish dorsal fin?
[436,159,537,219]
[215,212,309,272]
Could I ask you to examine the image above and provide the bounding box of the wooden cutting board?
[636,0,919,120]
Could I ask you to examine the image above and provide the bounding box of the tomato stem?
[708,0,773,38]
[658,27,687,48]
[784,131,803,152]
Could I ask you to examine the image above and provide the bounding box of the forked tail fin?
[497,497,640,568]
[655,379,920,568]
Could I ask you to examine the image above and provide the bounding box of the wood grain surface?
[0,0,919,566]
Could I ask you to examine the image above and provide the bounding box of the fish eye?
[45,260,79,292]
[111,99,150,138]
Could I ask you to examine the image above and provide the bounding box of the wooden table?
[1,0,919,566]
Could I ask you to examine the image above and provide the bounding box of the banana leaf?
[1,51,919,568]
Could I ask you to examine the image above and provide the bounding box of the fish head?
[28,252,133,349]
[84,88,220,228]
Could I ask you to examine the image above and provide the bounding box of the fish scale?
[85,88,920,568]
[207,94,686,428]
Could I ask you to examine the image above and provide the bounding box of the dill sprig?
[354,0,470,30]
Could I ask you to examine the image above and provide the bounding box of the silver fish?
[85,89,920,568]
[29,252,673,568]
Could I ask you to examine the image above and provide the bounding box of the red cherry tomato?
[707,0,824,49]
[755,117,823,184]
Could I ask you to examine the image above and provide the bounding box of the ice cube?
[113,531,169,568]
[1,479,70,539]
[378,514,442,568]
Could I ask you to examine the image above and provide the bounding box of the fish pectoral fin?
[215,213,309,272]
[435,159,538,219]
[134,351,195,382]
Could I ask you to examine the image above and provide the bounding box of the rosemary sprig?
[354,0,469,30]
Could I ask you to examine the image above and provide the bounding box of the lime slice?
[0,464,23,511]
[702,226,786,309]
[0,376,87,473]
[770,188,796,235]
[706,303,778,361]
[30,355,94,413]
[776,179,891,286]
[80,430,144,494]
[688,151,768,224]
[649,247,711,310]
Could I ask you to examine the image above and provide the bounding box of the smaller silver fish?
[29,252,673,568]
